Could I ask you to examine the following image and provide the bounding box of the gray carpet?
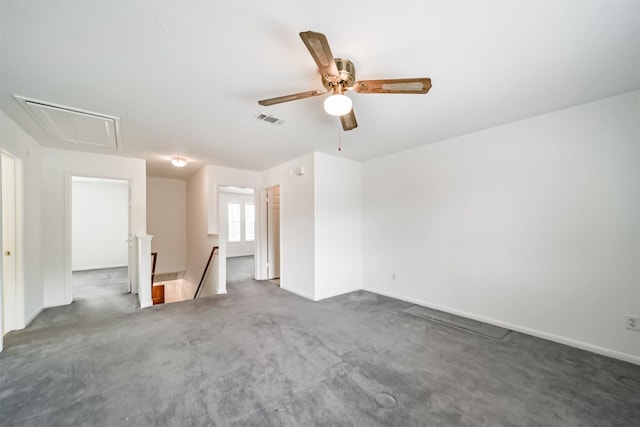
[72,267,130,301]
[73,267,129,289]
[226,255,255,283]
[1,258,639,426]
[403,305,511,341]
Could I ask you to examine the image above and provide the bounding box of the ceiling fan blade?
[340,109,358,131]
[258,89,326,106]
[353,78,432,94]
[299,31,339,78]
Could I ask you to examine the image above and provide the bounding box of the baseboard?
[315,286,363,301]
[72,264,128,272]
[44,298,72,309]
[362,286,640,366]
[281,285,316,301]
[24,306,43,328]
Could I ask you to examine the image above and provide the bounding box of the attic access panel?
[15,96,121,149]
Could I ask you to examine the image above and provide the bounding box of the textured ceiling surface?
[1,1,639,178]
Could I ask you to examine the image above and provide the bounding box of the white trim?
[128,180,135,294]
[256,188,268,281]
[362,286,640,366]
[315,286,363,301]
[64,172,73,304]
[280,285,316,301]
[72,264,128,272]
[24,307,42,327]
[1,151,26,334]
[67,174,133,302]
[137,234,153,308]
[13,156,25,329]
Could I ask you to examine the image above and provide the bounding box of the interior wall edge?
[23,307,42,328]
[280,285,316,302]
[0,109,45,330]
[315,285,363,302]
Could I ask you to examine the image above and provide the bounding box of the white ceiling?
[1,1,639,179]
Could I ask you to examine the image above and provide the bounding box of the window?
[245,203,255,241]
[228,203,241,242]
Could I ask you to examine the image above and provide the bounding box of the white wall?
[314,153,362,300]
[185,167,219,297]
[72,179,129,271]
[219,191,255,258]
[258,152,363,302]
[147,176,187,275]
[41,149,146,307]
[0,110,44,327]
[261,153,316,300]
[362,90,640,364]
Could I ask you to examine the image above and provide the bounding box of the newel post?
[137,234,154,308]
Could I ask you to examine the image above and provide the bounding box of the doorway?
[219,186,256,284]
[266,185,280,281]
[1,151,24,341]
[70,177,131,302]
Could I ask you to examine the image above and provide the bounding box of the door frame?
[258,185,281,282]
[66,175,132,302]
[1,150,25,347]
[217,184,258,284]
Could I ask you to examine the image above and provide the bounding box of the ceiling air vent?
[14,95,121,149]
[255,113,283,125]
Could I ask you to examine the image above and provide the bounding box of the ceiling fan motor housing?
[322,58,356,90]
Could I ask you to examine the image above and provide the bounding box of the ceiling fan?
[258,31,432,131]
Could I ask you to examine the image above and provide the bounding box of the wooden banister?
[193,245,219,299]
[151,252,164,305]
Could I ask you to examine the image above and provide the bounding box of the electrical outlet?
[626,315,640,331]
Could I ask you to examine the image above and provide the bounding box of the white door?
[266,186,280,280]
[2,154,17,335]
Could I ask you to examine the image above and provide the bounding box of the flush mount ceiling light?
[171,157,187,168]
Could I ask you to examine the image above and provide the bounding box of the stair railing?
[193,245,219,299]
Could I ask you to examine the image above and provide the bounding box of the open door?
[2,151,24,342]
[266,185,280,280]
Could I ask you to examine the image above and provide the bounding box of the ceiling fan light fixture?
[171,157,187,168]
[257,31,431,131]
[324,93,352,116]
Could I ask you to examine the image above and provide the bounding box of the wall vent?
[255,113,284,125]
[14,95,121,149]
